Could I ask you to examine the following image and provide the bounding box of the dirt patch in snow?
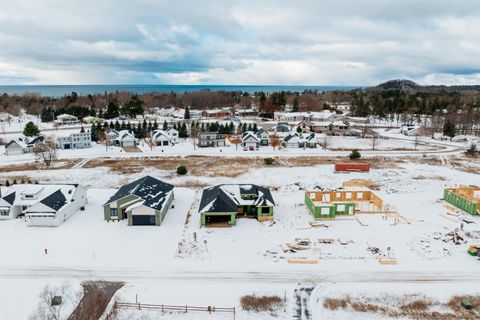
[323,293,480,319]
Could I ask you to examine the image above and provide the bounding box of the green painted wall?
[305,192,355,219]
[200,212,236,226]
[444,190,479,215]
[103,194,141,221]
[257,206,274,217]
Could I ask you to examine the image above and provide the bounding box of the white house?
[58,131,92,149]
[55,114,80,126]
[165,127,179,143]
[255,128,269,146]
[4,136,44,155]
[152,127,179,146]
[0,184,87,227]
[282,133,302,148]
[242,132,260,150]
[109,130,137,147]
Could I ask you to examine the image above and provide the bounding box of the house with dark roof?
[0,184,87,227]
[4,136,44,155]
[242,132,260,150]
[198,184,276,227]
[103,176,174,226]
[255,128,269,146]
[108,129,137,147]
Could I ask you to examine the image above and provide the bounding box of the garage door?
[132,215,156,225]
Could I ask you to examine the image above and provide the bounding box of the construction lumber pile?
[342,179,380,190]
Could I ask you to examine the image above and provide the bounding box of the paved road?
[1,267,480,284]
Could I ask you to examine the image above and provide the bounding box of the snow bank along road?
[1,267,480,285]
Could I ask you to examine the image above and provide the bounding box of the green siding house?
[103,176,174,226]
[199,184,275,227]
[444,187,480,216]
[305,192,355,219]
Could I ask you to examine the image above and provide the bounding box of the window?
[0,209,9,216]
[110,208,118,217]
[261,207,270,214]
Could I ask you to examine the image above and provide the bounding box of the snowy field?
[0,158,479,319]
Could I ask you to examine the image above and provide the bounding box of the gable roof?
[199,184,276,213]
[2,191,16,205]
[40,189,67,211]
[105,176,174,211]
[242,132,259,142]
[5,140,26,149]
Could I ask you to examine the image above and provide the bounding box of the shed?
[334,163,370,173]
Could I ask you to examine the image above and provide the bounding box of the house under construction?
[305,189,383,219]
[444,186,480,215]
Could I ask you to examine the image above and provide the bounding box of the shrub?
[465,144,478,156]
[240,295,283,312]
[349,149,361,160]
[264,157,275,165]
[323,297,350,310]
[176,165,188,175]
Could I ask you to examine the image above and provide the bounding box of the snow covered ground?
[0,158,479,319]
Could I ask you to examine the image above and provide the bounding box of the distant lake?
[0,85,359,97]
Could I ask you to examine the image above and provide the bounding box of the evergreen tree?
[126,122,132,131]
[105,100,120,119]
[292,96,299,112]
[228,122,234,134]
[80,126,85,133]
[247,123,253,132]
[242,123,247,132]
[91,123,98,142]
[109,121,114,129]
[163,120,168,130]
[23,121,40,137]
[121,121,126,130]
[41,107,54,122]
[114,120,121,131]
[443,119,456,140]
[184,106,190,120]
[253,123,258,132]
[179,123,188,138]
[121,95,144,117]
[153,120,159,130]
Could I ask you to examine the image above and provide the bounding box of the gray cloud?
[0,0,480,85]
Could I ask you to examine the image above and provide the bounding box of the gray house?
[58,131,92,149]
[103,176,174,226]
[198,132,225,148]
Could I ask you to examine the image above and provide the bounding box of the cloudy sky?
[1,0,480,85]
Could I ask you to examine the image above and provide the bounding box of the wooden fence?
[105,301,236,319]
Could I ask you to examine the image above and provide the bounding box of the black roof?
[105,176,174,211]
[199,186,238,213]
[199,184,275,213]
[2,191,16,205]
[40,189,67,211]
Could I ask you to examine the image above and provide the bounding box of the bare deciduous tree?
[145,132,156,151]
[190,123,200,150]
[29,282,81,320]
[320,135,329,150]
[269,133,281,150]
[371,133,378,150]
[33,138,57,167]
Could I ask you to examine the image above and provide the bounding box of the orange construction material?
[335,163,370,172]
